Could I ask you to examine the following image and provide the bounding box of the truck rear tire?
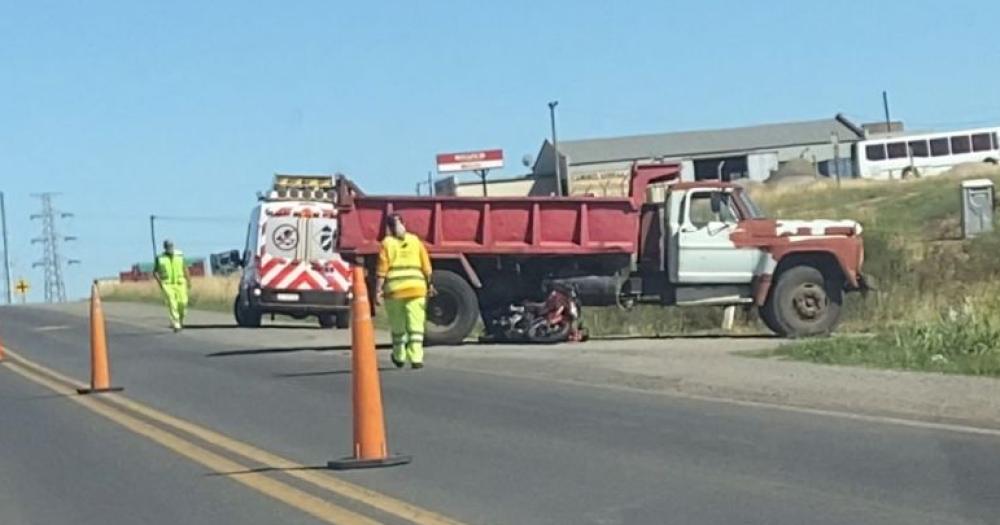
[336,311,351,329]
[234,295,262,328]
[318,314,336,329]
[425,270,479,345]
[762,265,842,338]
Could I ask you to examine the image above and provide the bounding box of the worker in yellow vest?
[375,214,434,369]
[154,239,191,332]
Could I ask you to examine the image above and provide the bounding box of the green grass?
[764,292,1000,376]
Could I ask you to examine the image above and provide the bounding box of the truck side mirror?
[231,250,243,267]
[710,192,722,214]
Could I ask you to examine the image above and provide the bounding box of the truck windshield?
[738,191,765,219]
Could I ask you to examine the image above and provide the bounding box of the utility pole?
[30,193,78,303]
[150,214,158,260]
[882,90,892,136]
[548,101,563,196]
[1,191,11,304]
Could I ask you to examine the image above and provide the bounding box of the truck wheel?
[336,311,351,329]
[234,294,262,328]
[762,266,842,338]
[425,270,479,345]
[318,314,336,329]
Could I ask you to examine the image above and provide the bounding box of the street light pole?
[548,101,563,196]
[0,191,11,304]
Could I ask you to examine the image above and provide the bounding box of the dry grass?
[99,276,239,312]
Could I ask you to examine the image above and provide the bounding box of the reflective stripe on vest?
[157,252,187,285]
[383,234,427,297]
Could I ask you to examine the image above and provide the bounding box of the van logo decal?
[272,224,298,251]
[317,225,334,252]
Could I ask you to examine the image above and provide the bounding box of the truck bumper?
[254,289,350,315]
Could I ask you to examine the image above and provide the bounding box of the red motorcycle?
[486,285,587,343]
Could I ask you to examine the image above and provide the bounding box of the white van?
[234,175,352,328]
[855,127,1000,180]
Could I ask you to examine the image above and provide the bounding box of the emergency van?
[234,174,352,328]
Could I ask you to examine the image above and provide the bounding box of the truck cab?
[234,175,353,328]
[650,182,865,336]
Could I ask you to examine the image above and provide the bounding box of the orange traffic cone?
[328,266,410,470]
[77,282,123,395]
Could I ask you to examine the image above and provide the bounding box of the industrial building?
[437,114,899,197]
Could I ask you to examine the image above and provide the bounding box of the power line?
[30,193,79,303]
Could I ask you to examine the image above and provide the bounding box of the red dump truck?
[333,162,868,344]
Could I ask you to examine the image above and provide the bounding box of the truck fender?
[753,249,859,306]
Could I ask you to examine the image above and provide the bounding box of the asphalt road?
[1,303,999,525]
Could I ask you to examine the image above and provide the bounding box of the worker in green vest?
[154,239,191,332]
[375,214,435,369]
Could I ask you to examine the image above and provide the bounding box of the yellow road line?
[3,348,467,525]
[1,358,381,525]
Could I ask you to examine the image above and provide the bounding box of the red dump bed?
[334,163,681,257]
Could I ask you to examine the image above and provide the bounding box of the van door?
[305,216,351,293]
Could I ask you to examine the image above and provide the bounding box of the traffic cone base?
[76,386,124,395]
[327,454,412,471]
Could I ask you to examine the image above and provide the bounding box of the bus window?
[951,135,972,154]
[930,138,950,156]
[908,140,929,157]
[972,133,993,152]
[887,142,908,159]
[865,144,886,161]
[993,132,999,149]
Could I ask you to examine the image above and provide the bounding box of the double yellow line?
[1,347,465,525]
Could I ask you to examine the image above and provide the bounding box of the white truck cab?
[234,174,352,328]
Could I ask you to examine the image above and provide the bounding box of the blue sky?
[1,0,998,301]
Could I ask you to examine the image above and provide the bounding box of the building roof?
[554,114,866,165]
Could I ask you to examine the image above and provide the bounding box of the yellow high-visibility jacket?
[377,233,432,299]
[156,251,187,285]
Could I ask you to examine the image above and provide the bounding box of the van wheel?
[985,158,998,165]
[901,167,920,179]
[762,266,842,338]
[234,295,262,328]
[425,270,479,346]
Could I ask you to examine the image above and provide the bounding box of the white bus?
[854,127,1000,180]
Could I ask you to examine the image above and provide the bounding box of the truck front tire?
[761,266,842,338]
[425,270,479,345]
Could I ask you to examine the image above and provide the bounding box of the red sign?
[436,149,504,173]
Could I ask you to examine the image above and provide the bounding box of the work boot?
[411,362,424,370]
[390,355,405,369]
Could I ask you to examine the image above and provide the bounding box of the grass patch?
[99,277,238,313]
[766,292,1000,376]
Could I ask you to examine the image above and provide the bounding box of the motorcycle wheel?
[526,318,572,344]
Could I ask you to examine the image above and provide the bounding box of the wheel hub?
[792,284,827,320]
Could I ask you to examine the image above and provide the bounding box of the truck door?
[674,189,758,283]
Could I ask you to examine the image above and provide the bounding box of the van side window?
[908,140,929,157]
[972,133,993,152]
[886,142,908,159]
[865,144,886,161]
[930,138,950,156]
[951,135,972,154]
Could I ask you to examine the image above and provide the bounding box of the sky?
[1,0,999,302]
